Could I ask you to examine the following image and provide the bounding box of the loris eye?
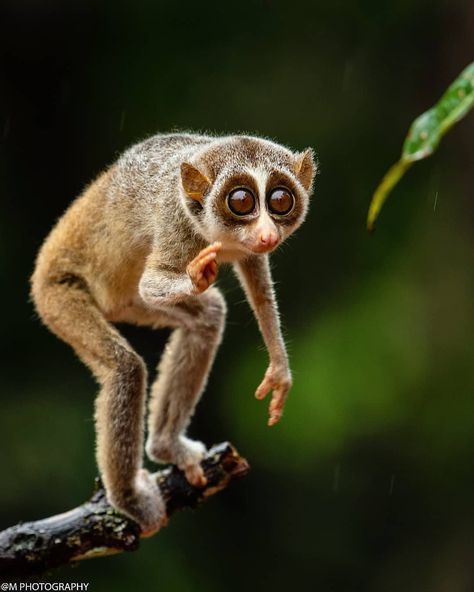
[227,188,256,216]
[267,188,294,215]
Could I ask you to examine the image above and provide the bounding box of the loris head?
[180,136,316,256]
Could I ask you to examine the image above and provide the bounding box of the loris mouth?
[238,238,280,255]
[249,242,279,254]
[216,238,280,259]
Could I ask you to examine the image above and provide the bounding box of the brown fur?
[30,132,316,534]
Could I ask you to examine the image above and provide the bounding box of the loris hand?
[255,362,293,426]
[187,242,222,293]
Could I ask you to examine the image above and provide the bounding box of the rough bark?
[0,442,249,578]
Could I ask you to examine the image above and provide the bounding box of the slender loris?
[31,132,316,535]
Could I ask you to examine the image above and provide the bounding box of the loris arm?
[139,243,221,307]
[234,255,292,426]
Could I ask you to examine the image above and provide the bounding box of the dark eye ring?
[267,187,294,215]
[227,188,256,216]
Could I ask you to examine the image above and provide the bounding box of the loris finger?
[196,242,222,261]
[268,412,282,427]
[189,253,217,278]
[203,264,215,284]
[268,392,285,426]
[268,404,284,426]
[255,376,272,400]
[204,260,218,282]
[198,252,217,269]
[209,259,218,275]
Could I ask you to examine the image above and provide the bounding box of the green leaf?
[367,62,474,231]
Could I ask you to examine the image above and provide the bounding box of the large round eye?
[227,188,256,216]
[267,188,294,215]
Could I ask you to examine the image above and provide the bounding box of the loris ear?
[181,162,211,202]
[294,148,316,192]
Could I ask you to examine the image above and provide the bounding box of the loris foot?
[146,435,208,487]
[186,242,221,293]
[107,469,167,537]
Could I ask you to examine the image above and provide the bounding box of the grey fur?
[30,132,316,535]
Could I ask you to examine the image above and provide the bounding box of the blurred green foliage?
[1,0,473,590]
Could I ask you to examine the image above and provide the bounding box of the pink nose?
[259,232,279,248]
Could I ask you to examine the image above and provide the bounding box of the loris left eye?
[267,188,294,215]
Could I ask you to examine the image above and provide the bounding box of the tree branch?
[0,442,249,578]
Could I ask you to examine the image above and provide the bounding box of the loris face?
[180,136,316,258]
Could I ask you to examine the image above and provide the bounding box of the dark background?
[1,0,473,590]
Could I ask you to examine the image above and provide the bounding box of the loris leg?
[145,287,226,486]
[31,277,165,535]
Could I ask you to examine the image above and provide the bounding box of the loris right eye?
[227,188,256,216]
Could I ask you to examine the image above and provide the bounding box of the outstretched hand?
[255,362,292,426]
